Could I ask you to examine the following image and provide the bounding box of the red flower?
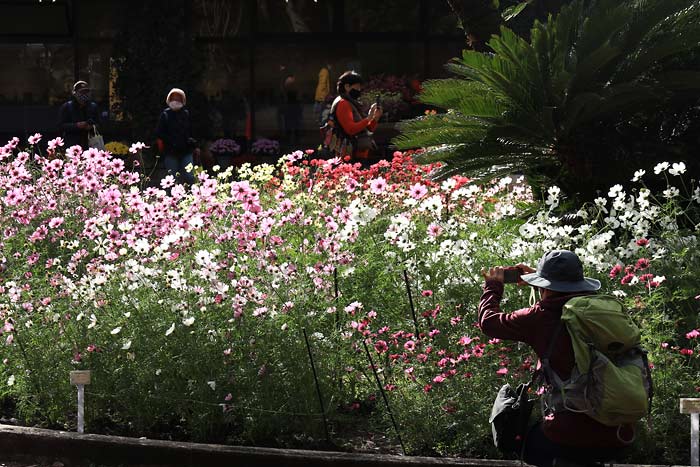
[374,340,389,354]
[680,348,694,356]
[620,273,636,285]
[636,238,649,247]
[635,258,650,270]
[609,264,623,278]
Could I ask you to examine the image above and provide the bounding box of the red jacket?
[335,99,377,160]
[478,280,634,448]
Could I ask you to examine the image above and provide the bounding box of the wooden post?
[70,370,91,434]
[681,398,700,466]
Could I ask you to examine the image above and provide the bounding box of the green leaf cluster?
[396,0,700,198]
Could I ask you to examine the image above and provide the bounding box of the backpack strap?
[541,321,564,387]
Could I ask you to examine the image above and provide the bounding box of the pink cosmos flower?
[427,223,443,237]
[636,238,649,247]
[680,348,694,356]
[345,178,359,193]
[635,258,650,270]
[369,177,387,194]
[28,133,42,145]
[404,340,416,351]
[408,183,428,199]
[49,217,64,229]
[47,137,64,150]
[496,367,509,375]
[129,142,149,153]
[224,393,233,401]
[432,375,446,384]
[686,329,700,339]
[458,336,473,346]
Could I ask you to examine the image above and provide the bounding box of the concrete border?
[0,424,691,467]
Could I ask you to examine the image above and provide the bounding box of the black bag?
[489,382,534,454]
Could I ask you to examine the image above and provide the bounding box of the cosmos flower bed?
[0,135,698,462]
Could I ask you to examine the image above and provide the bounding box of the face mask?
[349,88,361,99]
[76,93,90,105]
[169,101,184,111]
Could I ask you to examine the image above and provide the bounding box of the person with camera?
[156,88,198,185]
[58,80,100,149]
[325,71,382,163]
[479,250,634,467]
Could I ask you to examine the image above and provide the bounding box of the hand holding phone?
[503,266,524,284]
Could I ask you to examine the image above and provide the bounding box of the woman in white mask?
[155,88,198,185]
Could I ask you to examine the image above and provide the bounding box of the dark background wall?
[0,0,464,150]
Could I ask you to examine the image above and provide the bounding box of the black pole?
[333,268,343,393]
[362,339,406,455]
[333,268,340,329]
[403,269,420,337]
[302,328,330,443]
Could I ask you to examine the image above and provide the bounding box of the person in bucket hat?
[519,250,601,293]
[478,250,632,467]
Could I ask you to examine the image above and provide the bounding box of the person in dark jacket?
[58,81,100,149]
[156,88,198,185]
[479,250,633,467]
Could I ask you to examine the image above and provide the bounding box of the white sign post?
[681,398,700,466]
[70,370,91,434]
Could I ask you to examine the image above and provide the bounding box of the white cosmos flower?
[631,170,645,182]
[663,187,680,198]
[653,162,669,174]
[653,275,666,284]
[7,375,15,386]
[165,323,175,336]
[110,327,121,335]
[122,340,132,350]
[608,184,623,198]
[207,381,216,390]
[612,290,627,299]
[669,162,686,176]
[183,317,195,326]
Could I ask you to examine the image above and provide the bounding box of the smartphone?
[503,267,523,284]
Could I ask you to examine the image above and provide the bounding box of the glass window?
[343,0,420,33]
[77,44,114,121]
[0,1,71,36]
[76,0,129,38]
[253,43,356,152]
[197,44,251,140]
[0,44,74,106]
[193,0,251,37]
[257,0,333,33]
[0,44,74,138]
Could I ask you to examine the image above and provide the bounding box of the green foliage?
[396,0,700,199]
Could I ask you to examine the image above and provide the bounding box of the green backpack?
[542,295,653,428]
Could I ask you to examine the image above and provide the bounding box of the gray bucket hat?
[520,250,601,292]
